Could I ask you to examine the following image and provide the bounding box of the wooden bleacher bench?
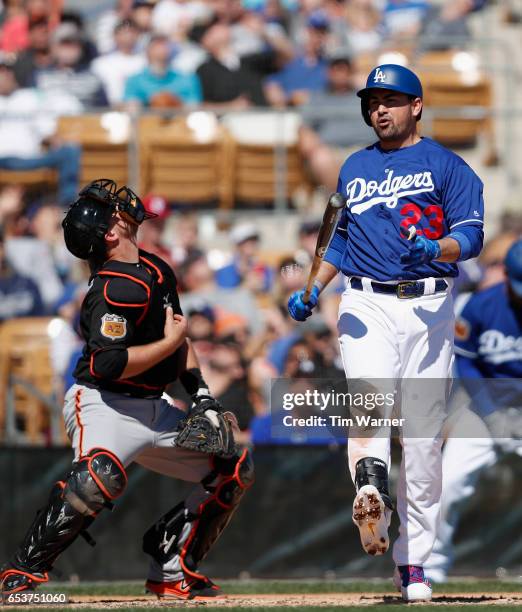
[0,317,64,445]
[415,52,496,163]
[139,115,234,209]
[0,168,58,188]
[57,114,130,186]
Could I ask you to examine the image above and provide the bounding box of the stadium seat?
[231,142,309,206]
[415,53,496,161]
[0,317,63,445]
[0,169,57,189]
[138,114,234,208]
[57,114,130,186]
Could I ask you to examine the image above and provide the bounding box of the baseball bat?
[302,192,345,303]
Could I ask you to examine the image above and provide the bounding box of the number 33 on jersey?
[326,137,484,282]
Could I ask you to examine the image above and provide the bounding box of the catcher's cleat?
[352,484,391,556]
[395,565,432,602]
[145,576,225,600]
[0,567,49,595]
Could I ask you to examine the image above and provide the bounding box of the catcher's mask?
[62,179,158,260]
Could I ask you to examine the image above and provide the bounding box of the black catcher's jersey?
[73,250,184,398]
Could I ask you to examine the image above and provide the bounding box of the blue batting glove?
[400,235,441,269]
[287,285,320,322]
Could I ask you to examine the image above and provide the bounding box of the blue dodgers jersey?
[455,282,522,379]
[325,137,484,281]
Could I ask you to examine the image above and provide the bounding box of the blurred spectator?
[301,54,372,148]
[60,11,99,66]
[0,55,81,205]
[151,0,211,39]
[382,0,428,40]
[95,0,135,54]
[201,341,255,431]
[420,0,488,50]
[4,199,66,310]
[187,301,215,341]
[478,232,520,290]
[12,16,51,87]
[1,0,57,53]
[170,213,200,268]
[123,33,201,108]
[180,250,263,332]
[265,10,329,107]
[36,23,109,107]
[91,19,145,107]
[0,225,44,320]
[132,0,156,51]
[230,7,294,71]
[138,194,176,268]
[295,219,320,266]
[195,20,267,107]
[331,0,383,57]
[215,222,273,292]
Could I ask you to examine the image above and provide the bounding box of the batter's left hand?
[400,235,441,268]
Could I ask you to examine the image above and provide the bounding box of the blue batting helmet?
[357,64,423,126]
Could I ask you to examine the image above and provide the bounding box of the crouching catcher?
[0,179,254,600]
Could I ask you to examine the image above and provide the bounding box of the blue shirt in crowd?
[123,68,202,105]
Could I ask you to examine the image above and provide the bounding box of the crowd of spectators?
[0,0,501,445]
[0,0,490,195]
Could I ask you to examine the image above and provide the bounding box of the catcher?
[0,179,253,600]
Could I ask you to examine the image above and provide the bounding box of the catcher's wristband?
[179,367,209,397]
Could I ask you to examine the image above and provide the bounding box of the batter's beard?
[373,122,402,141]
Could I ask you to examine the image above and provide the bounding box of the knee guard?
[143,448,254,579]
[355,457,394,510]
[11,449,126,575]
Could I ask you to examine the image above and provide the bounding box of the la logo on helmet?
[374,68,386,83]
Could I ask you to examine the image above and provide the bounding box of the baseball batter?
[426,239,522,582]
[288,65,485,601]
[0,180,253,600]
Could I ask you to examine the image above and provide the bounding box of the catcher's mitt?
[175,397,239,458]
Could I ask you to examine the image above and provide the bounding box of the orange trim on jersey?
[103,281,148,308]
[98,270,151,326]
[116,378,164,391]
[140,255,164,284]
[89,352,100,378]
[74,389,84,457]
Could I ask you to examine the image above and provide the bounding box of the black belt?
[350,277,448,299]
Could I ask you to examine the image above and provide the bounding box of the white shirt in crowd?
[0,89,82,158]
[91,51,146,105]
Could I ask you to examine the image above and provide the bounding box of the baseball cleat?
[145,576,225,600]
[0,567,48,595]
[352,484,390,555]
[396,565,432,602]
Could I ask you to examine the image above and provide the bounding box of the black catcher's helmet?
[62,179,158,260]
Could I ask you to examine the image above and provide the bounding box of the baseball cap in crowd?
[230,222,260,245]
[299,219,321,236]
[505,239,522,297]
[133,0,157,8]
[143,194,169,220]
[52,22,83,44]
[188,300,215,322]
[307,10,330,31]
